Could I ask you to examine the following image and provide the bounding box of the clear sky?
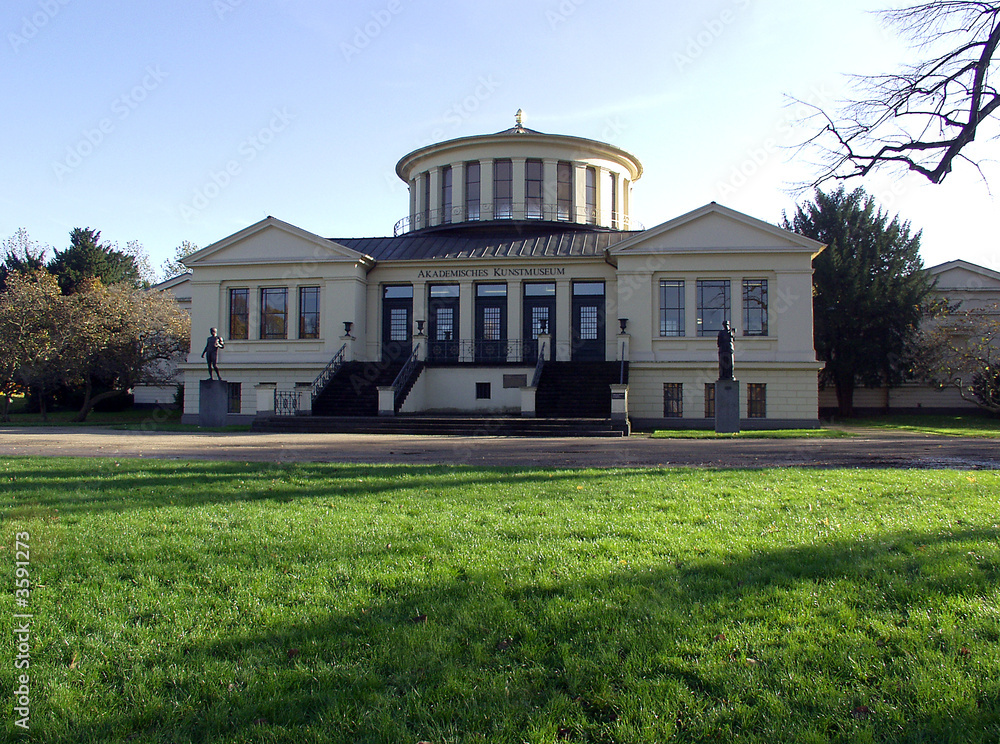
[3,0,997,278]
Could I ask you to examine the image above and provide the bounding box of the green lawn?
[650,428,852,439]
[2,458,998,743]
[842,414,1000,438]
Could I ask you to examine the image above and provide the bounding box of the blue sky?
[3,0,997,277]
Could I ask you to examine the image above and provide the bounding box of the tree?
[0,270,70,420]
[782,186,933,417]
[918,301,1000,413]
[797,2,1000,186]
[160,240,199,280]
[1,228,49,291]
[47,227,146,294]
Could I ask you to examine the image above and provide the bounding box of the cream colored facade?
[178,120,826,428]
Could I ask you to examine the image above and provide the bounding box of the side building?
[178,116,826,429]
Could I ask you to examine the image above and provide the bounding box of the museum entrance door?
[571,281,605,362]
[523,283,555,364]
[474,283,507,363]
[427,284,460,363]
[381,285,413,363]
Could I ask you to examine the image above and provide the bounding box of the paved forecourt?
[1,427,997,469]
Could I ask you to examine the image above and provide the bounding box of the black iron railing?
[311,343,347,401]
[274,391,299,416]
[394,204,644,235]
[391,343,421,409]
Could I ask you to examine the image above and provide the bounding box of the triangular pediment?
[927,260,1000,291]
[183,217,374,268]
[611,202,825,257]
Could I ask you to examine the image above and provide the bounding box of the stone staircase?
[310,361,421,417]
[535,361,626,418]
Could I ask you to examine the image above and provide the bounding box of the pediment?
[612,202,825,256]
[928,260,1000,291]
[183,217,373,268]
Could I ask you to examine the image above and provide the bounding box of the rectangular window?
[476,382,491,400]
[530,306,550,338]
[525,159,543,219]
[481,306,502,341]
[585,166,597,224]
[663,383,683,418]
[465,161,481,221]
[422,171,430,229]
[704,383,715,419]
[557,161,572,221]
[748,383,767,418]
[229,288,249,340]
[227,382,241,414]
[441,165,452,224]
[389,308,409,341]
[697,280,730,336]
[298,286,320,339]
[493,159,513,219]
[260,288,288,339]
[659,280,685,337]
[610,176,618,229]
[578,306,598,341]
[435,307,454,341]
[742,279,768,336]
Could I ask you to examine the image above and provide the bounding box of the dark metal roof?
[330,229,639,262]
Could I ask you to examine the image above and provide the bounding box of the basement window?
[476,382,491,400]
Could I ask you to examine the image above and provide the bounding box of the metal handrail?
[394,203,644,235]
[390,343,421,408]
[531,341,546,388]
[424,338,541,364]
[311,343,347,401]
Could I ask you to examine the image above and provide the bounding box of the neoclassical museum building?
[175,113,825,430]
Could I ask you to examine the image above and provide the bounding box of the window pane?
[530,306,550,338]
[465,161,480,221]
[229,288,249,340]
[477,283,507,297]
[579,306,598,340]
[494,159,512,219]
[743,279,768,336]
[697,280,730,336]
[659,280,684,337]
[557,161,572,221]
[663,383,683,418]
[389,308,409,341]
[429,284,459,298]
[748,383,767,418]
[524,282,555,297]
[573,282,605,296]
[585,167,597,224]
[384,285,413,299]
[704,383,715,419]
[482,306,502,341]
[441,165,452,224]
[260,288,287,339]
[526,159,543,219]
[435,307,454,340]
[299,286,320,339]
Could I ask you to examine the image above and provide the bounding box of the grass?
[840,414,1000,438]
[0,401,249,432]
[2,458,999,743]
[650,428,852,439]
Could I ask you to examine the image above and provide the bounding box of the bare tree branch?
[795,1,1000,187]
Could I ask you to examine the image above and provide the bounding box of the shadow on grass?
[52,524,1000,744]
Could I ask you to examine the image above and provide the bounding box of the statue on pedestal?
[717,321,735,381]
[201,327,225,380]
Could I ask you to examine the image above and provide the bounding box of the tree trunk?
[73,381,122,423]
[834,375,855,419]
[0,395,9,423]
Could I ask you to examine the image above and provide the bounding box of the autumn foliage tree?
[918,301,1000,413]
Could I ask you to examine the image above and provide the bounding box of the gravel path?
[1,427,997,469]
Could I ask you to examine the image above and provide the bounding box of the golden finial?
[515,109,524,128]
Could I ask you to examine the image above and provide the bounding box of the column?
[573,162,587,225]
[479,159,493,219]
[452,161,466,223]
[543,158,559,222]
[428,167,441,227]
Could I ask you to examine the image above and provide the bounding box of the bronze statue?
[717,321,735,380]
[201,327,225,380]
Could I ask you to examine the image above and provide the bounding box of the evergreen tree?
[0,228,49,292]
[782,186,932,418]
[47,227,144,294]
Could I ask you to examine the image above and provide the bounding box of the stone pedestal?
[520,387,536,418]
[377,386,395,416]
[199,379,228,427]
[255,383,276,416]
[610,383,630,436]
[715,379,740,434]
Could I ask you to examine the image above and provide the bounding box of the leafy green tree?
[782,186,933,418]
[1,228,49,292]
[160,240,199,280]
[47,227,146,294]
